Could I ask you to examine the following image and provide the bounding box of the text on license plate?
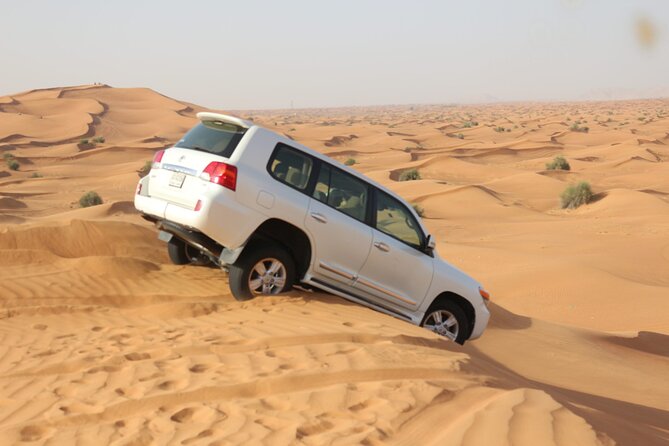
[169,172,186,188]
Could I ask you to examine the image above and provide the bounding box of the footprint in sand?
[170,407,195,423]
[189,364,210,373]
[156,379,188,391]
[296,420,334,439]
[183,429,214,445]
[125,352,151,361]
[32,324,47,331]
[87,365,121,374]
[20,425,50,442]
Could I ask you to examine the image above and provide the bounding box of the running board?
[308,277,415,323]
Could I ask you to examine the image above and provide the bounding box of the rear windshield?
[176,120,246,158]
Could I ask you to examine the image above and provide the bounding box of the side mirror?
[424,234,436,256]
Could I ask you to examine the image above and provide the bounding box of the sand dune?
[0,86,668,445]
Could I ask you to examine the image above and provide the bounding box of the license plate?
[169,172,186,188]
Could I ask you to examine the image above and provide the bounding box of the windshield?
[176,120,246,158]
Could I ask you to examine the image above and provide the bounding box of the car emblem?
[179,155,186,162]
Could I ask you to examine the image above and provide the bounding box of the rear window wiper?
[184,146,211,153]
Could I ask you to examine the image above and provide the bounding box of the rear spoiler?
[196,112,254,129]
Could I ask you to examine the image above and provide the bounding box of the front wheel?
[421,301,469,344]
[228,244,295,301]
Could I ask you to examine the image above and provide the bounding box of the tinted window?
[375,191,423,247]
[269,145,313,190]
[313,164,368,222]
[177,120,246,158]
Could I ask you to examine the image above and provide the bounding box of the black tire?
[167,238,211,266]
[167,238,190,265]
[228,243,295,301]
[421,300,469,345]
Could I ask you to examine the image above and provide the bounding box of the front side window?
[313,164,368,222]
[177,120,246,158]
[375,190,423,248]
[269,144,313,190]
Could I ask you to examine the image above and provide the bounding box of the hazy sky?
[2,0,668,109]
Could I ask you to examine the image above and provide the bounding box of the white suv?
[134,113,490,343]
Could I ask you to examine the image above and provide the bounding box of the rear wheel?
[167,238,211,266]
[421,301,469,344]
[228,244,295,301]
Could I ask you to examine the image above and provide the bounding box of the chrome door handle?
[374,241,390,252]
[310,212,327,223]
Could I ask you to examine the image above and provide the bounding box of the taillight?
[201,162,237,191]
[135,183,142,195]
[194,199,202,211]
[152,149,165,168]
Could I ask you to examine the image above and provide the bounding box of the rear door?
[304,163,373,291]
[353,189,434,311]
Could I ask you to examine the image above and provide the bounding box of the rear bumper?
[134,188,265,250]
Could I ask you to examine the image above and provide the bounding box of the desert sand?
[0,85,667,445]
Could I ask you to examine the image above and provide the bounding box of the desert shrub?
[570,123,589,133]
[344,158,356,166]
[561,182,593,209]
[7,159,19,171]
[79,138,90,145]
[92,136,105,143]
[638,117,646,121]
[546,155,570,171]
[2,153,14,160]
[412,203,425,217]
[462,121,478,128]
[494,126,505,132]
[399,168,421,181]
[138,160,152,178]
[79,191,103,208]
[457,133,464,139]
[30,172,43,178]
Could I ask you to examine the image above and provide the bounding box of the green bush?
[399,168,421,181]
[2,153,14,161]
[570,123,589,133]
[462,121,478,128]
[412,203,425,217]
[79,191,103,208]
[344,158,356,166]
[494,126,505,133]
[92,136,106,143]
[456,133,464,139]
[7,159,19,171]
[79,138,90,145]
[561,182,593,209]
[138,160,152,178]
[546,155,570,171]
[30,172,43,178]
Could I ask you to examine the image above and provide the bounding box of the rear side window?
[177,120,246,158]
[268,144,313,190]
[313,164,368,223]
